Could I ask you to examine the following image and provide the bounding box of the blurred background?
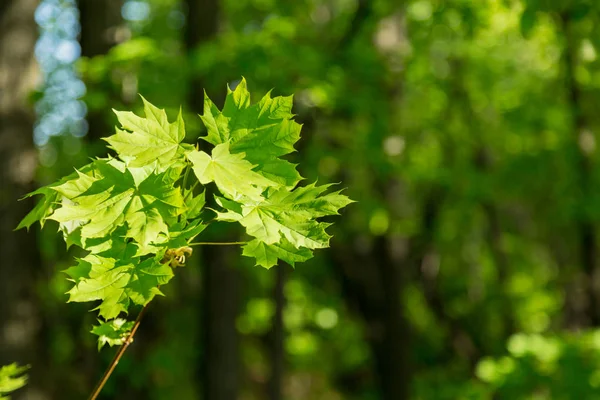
[3,0,600,399]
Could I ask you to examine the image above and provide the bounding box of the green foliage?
[0,364,29,400]
[19,79,351,349]
[216,183,351,256]
[198,79,302,187]
[105,97,192,170]
[468,331,600,399]
[26,0,600,397]
[91,319,135,350]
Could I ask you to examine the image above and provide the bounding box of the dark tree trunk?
[268,264,286,400]
[331,236,411,400]
[559,11,600,327]
[454,57,514,345]
[372,237,410,399]
[322,3,412,397]
[78,0,122,144]
[201,245,240,400]
[0,0,43,397]
[184,2,240,398]
[185,0,220,112]
[78,0,122,57]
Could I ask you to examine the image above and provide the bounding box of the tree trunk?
[185,0,220,112]
[78,0,122,144]
[322,3,412,397]
[559,11,599,327]
[0,0,43,398]
[268,264,286,400]
[331,236,411,400]
[184,2,241,398]
[201,245,240,400]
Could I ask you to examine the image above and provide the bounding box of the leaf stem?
[181,164,191,192]
[179,164,192,223]
[88,303,150,400]
[187,241,247,246]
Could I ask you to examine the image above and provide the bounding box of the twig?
[88,303,150,400]
[187,241,247,246]
[179,165,192,223]
[181,164,191,191]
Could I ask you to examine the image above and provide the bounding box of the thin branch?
[181,164,191,192]
[179,164,195,223]
[187,241,247,246]
[88,303,150,400]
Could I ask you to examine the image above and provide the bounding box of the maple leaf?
[0,363,29,399]
[105,96,193,170]
[91,318,134,351]
[182,188,205,220]
[49,158,185,250]
[166,219,207,249]
[187,142,278,201]
[65,247,173,320]
[200,78,302,187]
[242,238,313,269]
[216,183,353,266]
[15,187,58,231]
[14,163,98,232]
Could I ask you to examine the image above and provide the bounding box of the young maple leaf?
[91,318,134,351]
[215,183,354,268]
[242,238,314,269]
[105,96,193,171]
[200,78,302,187]
[187,141,279,201]
[0,363,29,399]
[65,248,173,320]
[49,158,185,250]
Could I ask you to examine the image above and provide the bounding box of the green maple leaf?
[49,158,184,249]
[15,187,58,231]
[182,188,205,220]
[125,256,174,304]
[0,363,29,399]
[66,253,132,319]
[14,162,101,232]
[66,247,173,320]
[187,142,278,201]
[68,225,128,256]
[242,238,313,269]
[217,183,353,266]
[105,96,193,170]
[200,78,302,187]
[167,219,207,248]
[91,318,134,350]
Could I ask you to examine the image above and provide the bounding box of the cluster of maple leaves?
[18,79,352,349]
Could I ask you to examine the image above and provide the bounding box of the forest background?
[3,0,600,399]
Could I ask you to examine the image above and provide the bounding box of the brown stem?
[88,303,150,400]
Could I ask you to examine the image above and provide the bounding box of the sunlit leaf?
[91,318,134,351]
[105,97,192,170]
[0,363,29,399]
